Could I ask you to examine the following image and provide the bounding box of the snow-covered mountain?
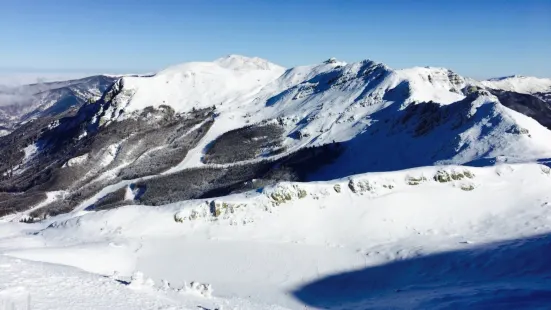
[79,56,551,175]
[1,55,551,309]
[482,75,551,94]
[1,55,551,217]
[480,75,551,130]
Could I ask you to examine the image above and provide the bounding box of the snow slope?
[2,163,551,309]
[314,93,551,178]
[117,55,286,114]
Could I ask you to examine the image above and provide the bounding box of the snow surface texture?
[2,163,551,309]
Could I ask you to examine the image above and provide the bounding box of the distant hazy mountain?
[0,75,117,135]
[482,75,551,94]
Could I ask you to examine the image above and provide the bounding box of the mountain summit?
[214,54,284,71]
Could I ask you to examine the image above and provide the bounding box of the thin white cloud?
[0,72,93,107]
[0,72,90,87]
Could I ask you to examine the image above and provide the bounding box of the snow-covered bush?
[460,183,475,191]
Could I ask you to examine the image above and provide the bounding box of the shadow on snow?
[292,232,551,309]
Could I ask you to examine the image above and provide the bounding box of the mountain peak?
[214,54,284,71]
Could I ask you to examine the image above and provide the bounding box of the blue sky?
[1,0,550,78]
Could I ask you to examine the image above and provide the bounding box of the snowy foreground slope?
[2,163,551,309]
